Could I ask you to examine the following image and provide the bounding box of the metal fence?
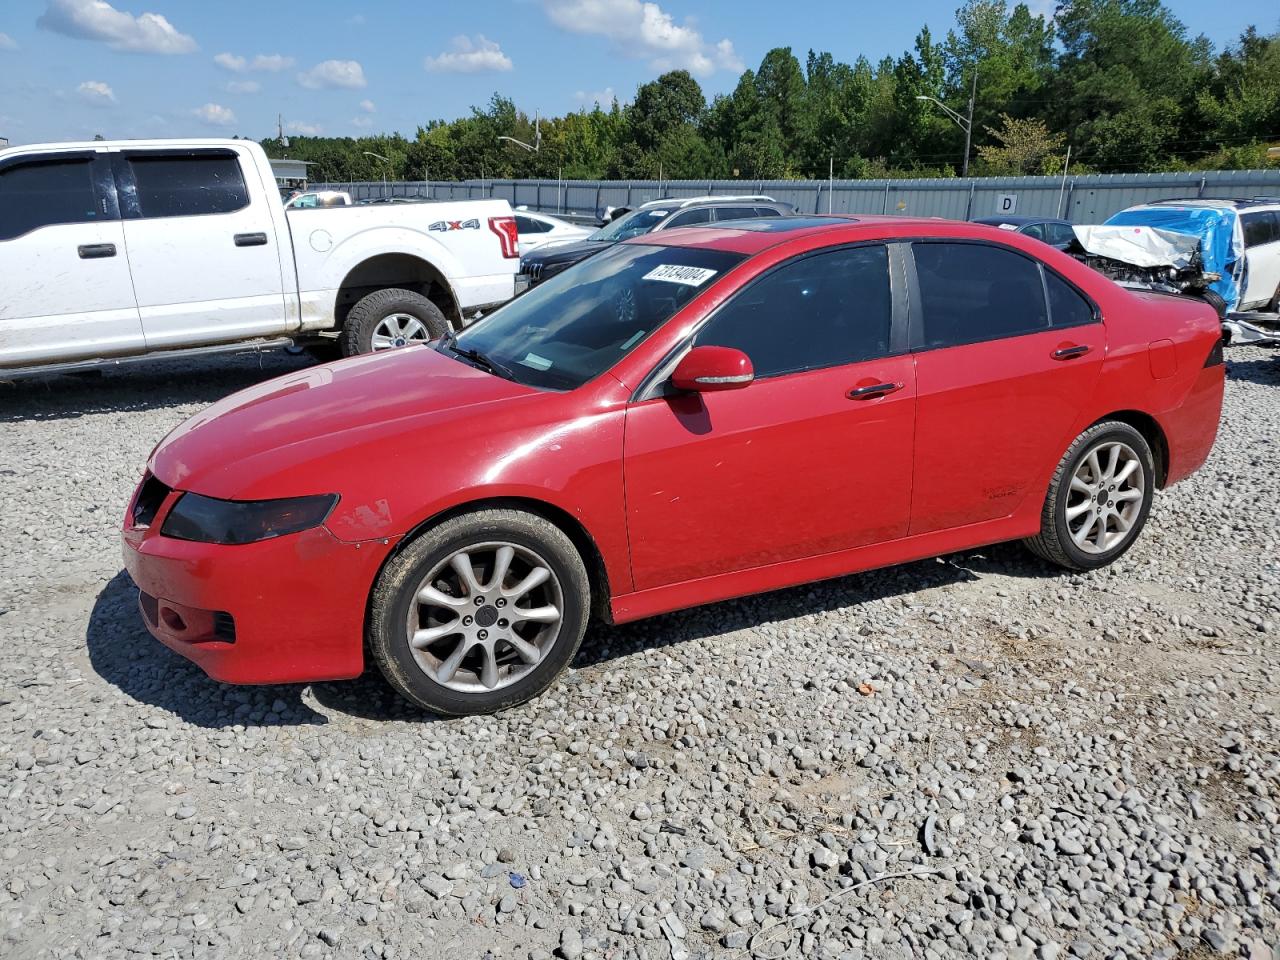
[313,169,1280,224]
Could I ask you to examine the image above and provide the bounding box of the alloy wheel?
[406,542,565,693]
[371,313,432,350]
[1065,441,1146,554]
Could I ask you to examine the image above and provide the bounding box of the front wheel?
[1024,421,1155,571]
[367,509,590,716]
[339,288,448,357]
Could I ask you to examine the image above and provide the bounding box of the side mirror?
[671,345,754,393]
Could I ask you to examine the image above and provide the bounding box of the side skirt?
[609,514,1039,624]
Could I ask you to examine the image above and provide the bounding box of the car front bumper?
[122,510,397,685]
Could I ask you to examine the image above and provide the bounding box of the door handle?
[234,232,268,247]
[847,381,904,400]
[77,243,116,259]
[1052,344,1091,360]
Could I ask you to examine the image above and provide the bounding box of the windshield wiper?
[441,333,520,382]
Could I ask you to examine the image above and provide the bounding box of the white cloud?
[226,79,260,94]
[352,116,374,129]
[0,32,17,51]
[194,102,235,126]
[286,120,323,136]
[359,98,376,113]
[250,53,293,72]
[575,86,617,106]
[37,0,196,54]
[543,0,740,75]
[297,59,366,89]
[424,35,513,74]
[77,79,116,105]
[215,51,294,72]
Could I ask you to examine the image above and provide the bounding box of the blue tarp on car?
[1104,205,1244,310]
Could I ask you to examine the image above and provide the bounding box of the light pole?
[362,150,390,197]
[916,67,977,178]
[498,110,542,154]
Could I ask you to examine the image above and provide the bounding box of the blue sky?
[1,0,1277,146]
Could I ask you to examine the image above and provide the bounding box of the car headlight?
[160,493,338,545]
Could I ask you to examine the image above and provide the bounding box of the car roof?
[1145,197,1280,210]
[631,214,988,255]
[636,194,779,211]
[972,215,1066,226]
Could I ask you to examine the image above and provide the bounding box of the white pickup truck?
[0,138,520,373]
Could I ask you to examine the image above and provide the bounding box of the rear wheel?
[367,509,590,716]
[339,288,448,358]
[1024,421,1155,571]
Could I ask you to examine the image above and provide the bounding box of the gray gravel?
[1,347,1278,960]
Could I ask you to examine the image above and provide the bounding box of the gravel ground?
[1,347,1277,960]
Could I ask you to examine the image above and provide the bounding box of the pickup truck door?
[0,150,144,368]
[114,146,290,348]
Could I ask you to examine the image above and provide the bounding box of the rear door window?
[912,242,1049,349]
[666,207,713,228]
[713,207,762,224]
[753,206,782,218]
[1242,211,1280,248]
[0,157,102,240]
[516,215,553,234]
[127,152,249,219]
[1047,222,1077,246]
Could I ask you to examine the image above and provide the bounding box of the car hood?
[150,346,539,500]
[524,238,612,266]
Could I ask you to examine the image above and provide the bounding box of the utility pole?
[962,67,977,179]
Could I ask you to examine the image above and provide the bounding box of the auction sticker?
[642,264,718,287]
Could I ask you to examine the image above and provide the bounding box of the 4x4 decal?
[429,219,481,232]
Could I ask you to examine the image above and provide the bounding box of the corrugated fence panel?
[311,169,1280,223]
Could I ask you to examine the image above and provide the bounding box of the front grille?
[132,473,170,527]
[524,262,543,283]
[212,612,236,643]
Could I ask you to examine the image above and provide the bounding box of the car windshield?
[588,208,670,242]
[448,243,745,390]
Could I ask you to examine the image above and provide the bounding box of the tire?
[1023,421,1155,572]
[339,288,449,358]
[367,509,590,716]
[1196,288,1228,320]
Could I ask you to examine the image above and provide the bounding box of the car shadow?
[86,542,1055,727]
[0,350,314,424]
[572,541,1056,670]
[1225,355,1280,387]
[86,570,330,728]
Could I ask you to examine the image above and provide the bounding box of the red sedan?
[122,216,1225,715]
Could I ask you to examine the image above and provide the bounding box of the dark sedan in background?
[517,195,794,290]
[973,215,1077,250]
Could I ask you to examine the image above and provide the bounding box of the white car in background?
[285,189,353,209]
[513,208,593,253]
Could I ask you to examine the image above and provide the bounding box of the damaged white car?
[1072,198,1280,344]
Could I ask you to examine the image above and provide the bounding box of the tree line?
[262,0,1280,183]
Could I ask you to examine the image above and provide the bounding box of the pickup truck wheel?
[340,288,448,357]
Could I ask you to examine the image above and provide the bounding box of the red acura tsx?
[123,216,1224,715]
